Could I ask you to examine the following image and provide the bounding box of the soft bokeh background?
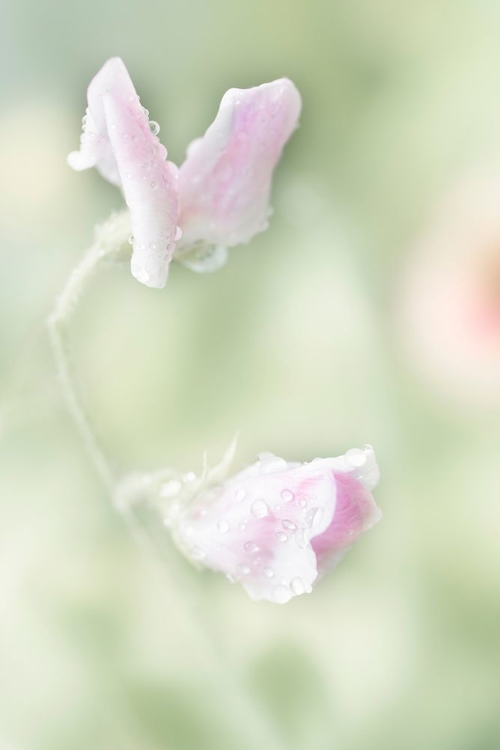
[1,1,500,748]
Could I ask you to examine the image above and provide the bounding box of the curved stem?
[48,215,289,750]
[48,242,115,490]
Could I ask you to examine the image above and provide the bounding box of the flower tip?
[98,56,128,77]
[130,260,168,289]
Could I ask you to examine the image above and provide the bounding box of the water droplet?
[305,508,319,527]
[159,479,182,498]
[273,585,292,604]
[226,573,236,583]
[183,472,196,483]
[128,235,135,245]
[174,226,183,241]
[299,499,307,508]
[217,519,230,534]
[235,488,247,502]
[290,577,305,595]
[131,263,150,284]
[237,564,250,576]
[281,489,294,502]
[345,448,366,468]
[263,567,275,578]
[244,541,259,554]
[149,120,160,135]
[125,172,133,179]
[148,242,156,250]
[150,181,157,190]
[274,504,281,511]
[282,519,297,531]
[294,529,307,548]
[238,522,247,531]
[258,453,288,473]
[276,531,288,542]
[191,547,205,560]
[162,517,172,527]
[251,499,269,519]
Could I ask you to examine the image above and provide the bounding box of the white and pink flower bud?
[170,447,381,604]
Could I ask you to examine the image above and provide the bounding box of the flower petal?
[172,447,381,604]
[176,79,302,252]
[67,58,179,288]
[312,472,382,574]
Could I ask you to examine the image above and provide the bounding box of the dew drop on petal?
[149,120,160,135]
[305,508,319,528]
[276,531,288,542]
[191,547,206,561]
[238,564,250,576]
[251,499,269,519]
[345,448,366,468]
[244,541,260,554]
[217,519,230,534]
[128,235,135,245]
[263,567,275,578]
[282,519,297,531]
[294,529,307,548]
[273,585,292,604]
[235,488,247,503]
[290,577,305,595]
[281,489,294,502]
[238,522,247,531]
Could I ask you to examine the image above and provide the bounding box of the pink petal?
[312,472,382,574]
[173,447,381,604]
[176,79,302,252]
[67,58,179,288]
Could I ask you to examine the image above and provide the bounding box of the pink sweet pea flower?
[169,446,381,603]
[399,173,500,407]
[68,57,302,288]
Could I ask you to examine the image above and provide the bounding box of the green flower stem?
[48,244,115,490]
[47,215,290,750]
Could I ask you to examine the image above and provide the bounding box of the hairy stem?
[48,216,289,750]
[48,243,115,490]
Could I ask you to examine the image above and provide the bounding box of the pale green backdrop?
[1,1,500,749]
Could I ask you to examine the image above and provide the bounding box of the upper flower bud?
[168,446,381,604]
[68,58,302,289]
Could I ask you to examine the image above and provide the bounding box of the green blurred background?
[1,0,500,748]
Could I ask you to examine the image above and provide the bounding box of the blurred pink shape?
[399,173,500,406]
[68,58,301,288]
[172,446,381,603]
